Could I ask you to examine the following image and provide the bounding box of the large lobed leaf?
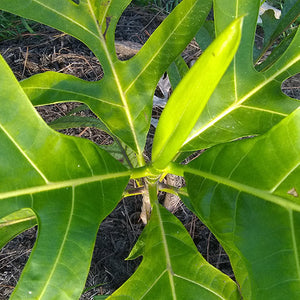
[180,0,300,153]
[109,202,240,300]
[0,0,212,160]
[185,108,300,299]
[0,54,130,299]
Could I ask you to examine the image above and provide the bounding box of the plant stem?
[147,178,159,206]
[130,166,149,179]
[140,177,159,224]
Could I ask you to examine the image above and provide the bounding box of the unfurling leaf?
[152,17,243,170]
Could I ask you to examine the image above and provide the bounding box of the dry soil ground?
[0,4,299,299]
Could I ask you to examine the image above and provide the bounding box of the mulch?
[0,4,299,299]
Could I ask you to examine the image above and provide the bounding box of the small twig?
[139,9,163,35]
[282,86,300,89]
[82,282,107,294]
[216,245,223,269]
[80,55,100,79]
[189,214,196,240]
[54,104,67,116]
[123,201,137,239]
[21,46,29,78]
[206,232,212,263]
[78,127,89,137]
[0,284,15,288]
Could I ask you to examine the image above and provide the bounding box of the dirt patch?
[0,4,299,299]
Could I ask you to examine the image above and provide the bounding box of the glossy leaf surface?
[255,0,300,66]
[0,55,130,299]
[167,56,189,90]
[180,0,300,153]
[109,202,240,300]
[185,108,300,299]
[48,115,138,168]
[152,17,243,170]
[0,0,212,158]
[0,209,37,249]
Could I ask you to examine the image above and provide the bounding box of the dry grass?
[0,4,299,299]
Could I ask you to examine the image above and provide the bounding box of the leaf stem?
[130,166,149,179]
[158,182,187,197]
[123,186,145,198]
[137,153,146,167]
[166,162,185,177]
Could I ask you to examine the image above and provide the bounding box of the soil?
[0,4,299,300]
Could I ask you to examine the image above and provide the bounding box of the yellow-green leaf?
[152,17,243,170]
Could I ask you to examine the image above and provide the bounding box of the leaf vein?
[173,274,227,299]
[38,185,75,298]
[184,166,300,212]
[124,0,198,94]
[0,123,49,184]
[184,53,300,145]
[32,0,100,40]
[23,87,124,108]
[289,210,300,280]
[0,170,130,200]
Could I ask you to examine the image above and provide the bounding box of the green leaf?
[0,208,37,249]
[167,55,189,90]
[255,0,300,65]
[0,54,130,299]
[195,20,215,51]
[109,202,240,299]
[185,108,300,299]
[48,114,138,169]
[100,141,138,169]
[152,17,243,170]
[1,0,213,160]
[67,103,90,115]
[256,28,297,72]
[180,0,300,153]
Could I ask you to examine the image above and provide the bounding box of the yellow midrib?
[184,53,300,145]
[86,0,142,156]
[32,0,142,155]
[0,170,131,200]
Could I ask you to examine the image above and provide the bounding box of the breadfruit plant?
[0,0,299,299]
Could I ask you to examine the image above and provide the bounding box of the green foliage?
[185,108,300,299]
[0,54,130,298]
[111,202,240,299]
[152,17,242,170]
[267,0,285,9]
[255,0,300,69]
[0,0,299,299]
[0,11,36,41]
[133,0,182,12]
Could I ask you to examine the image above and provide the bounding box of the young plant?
[0,0,299,299]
